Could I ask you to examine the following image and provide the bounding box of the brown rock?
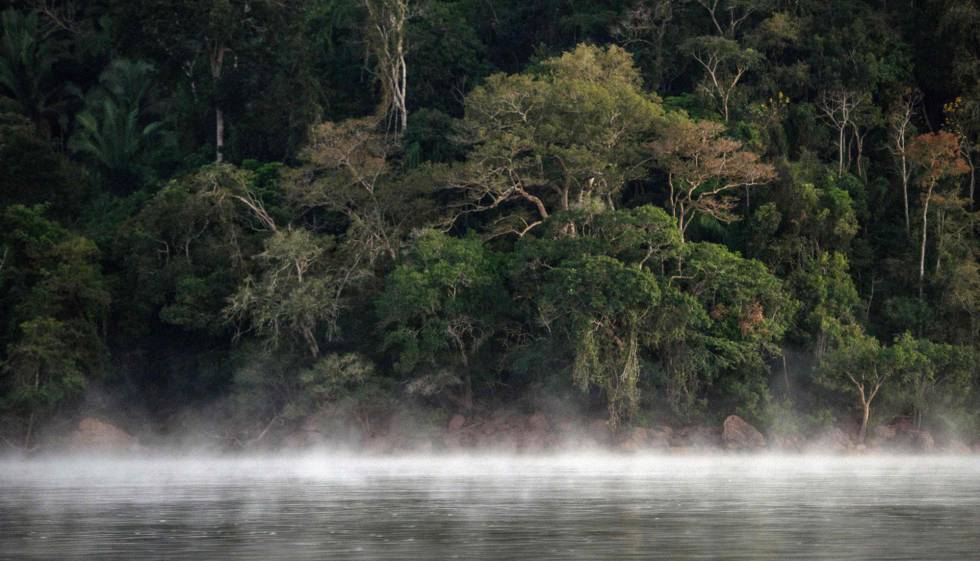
[873,424,897,441]
[527,412,549,433]
[448,414,466,431]
[617,427,650,452]
[648,432,671,449]
[588,419,613,444]
[722,415,766,451]
[71,418,137,451]
[911,430,935,452]
[806,428,852,452]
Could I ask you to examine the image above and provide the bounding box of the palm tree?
[69,59,169,189]
[0,9,63,134]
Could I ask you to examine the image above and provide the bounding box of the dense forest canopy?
[0,0,977,449]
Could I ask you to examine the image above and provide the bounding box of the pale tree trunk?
[210,43,228,163]
[850,374,884,445]
[365,0,410,134]
[838,124,846,178]
[859,399,870,444]
[215,108,225,163]
[966,149,976,210]
[900,152,911,234]
[852,125,868,180]
[819,90,862,178]
[919,184,933,298]
[890,94,917,235]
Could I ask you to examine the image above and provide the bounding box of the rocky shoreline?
[32,412,980,456]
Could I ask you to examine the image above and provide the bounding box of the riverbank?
[13,408,979,457]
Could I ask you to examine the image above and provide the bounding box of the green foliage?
[2,317,92,412]
[888,332,974,431]
[284,352,378,420]
[0,9,63,133]
[227,228,348,358]
[69,59,171,189]
[543,254,661,425]
[788,251,860,350]
[0,206,109,437]
[377,230,508,404]
[0,109,81,213]
[451,43,664,236]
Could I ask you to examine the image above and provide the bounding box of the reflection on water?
[1,455,978,560]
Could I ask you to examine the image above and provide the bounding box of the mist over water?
[1,454,979,560]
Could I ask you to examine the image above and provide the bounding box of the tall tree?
[908,131,969,297]
[69,59,169,189]
[649,117,775,241]
[364,0,411,133]
[683,35,761,122]
[888,90,921,235]
[818,327,890,445]
[449,44,664,237]
[377,230,507,409]
[818,89,868,178]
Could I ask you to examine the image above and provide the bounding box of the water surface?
[1,454,978,559]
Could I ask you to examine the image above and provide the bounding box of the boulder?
[722,415,766,451]
[617,427,649,452]
[527,412,549,433]
[911,430,935,452]
[70,418,137,451]
[806,427,852,452]
[648,432,671,450]
[873,424,897,441]
[588,419,613,445]
[447,414,466,431]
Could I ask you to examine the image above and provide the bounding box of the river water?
[1,454,978,560]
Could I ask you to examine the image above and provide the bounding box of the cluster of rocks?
[297,410,974,455]
[58,413,980,455]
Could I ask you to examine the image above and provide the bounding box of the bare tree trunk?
[215,108,225,163]
[919,185,933,298]
[838,125,846,177]
[859,399,870,444]
[966,150,976,209]
[901,156,911,234]
[365,0,410,134]
[852,125,868,180]
[210,43,227,163]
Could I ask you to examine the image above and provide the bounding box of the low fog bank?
[3,453,980,489]
[4,452,978,561]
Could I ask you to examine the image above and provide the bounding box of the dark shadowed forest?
[0,0,977,452]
